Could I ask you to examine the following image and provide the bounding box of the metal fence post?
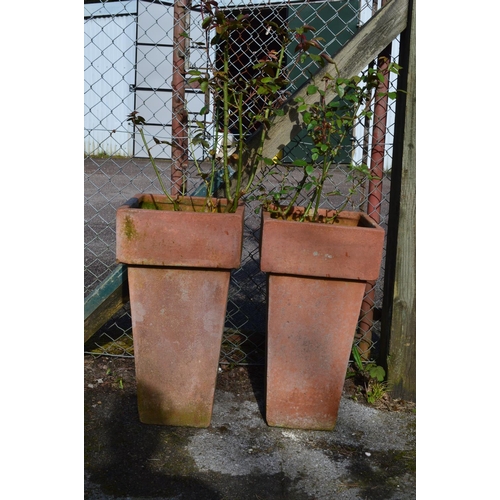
[171,0,190,195]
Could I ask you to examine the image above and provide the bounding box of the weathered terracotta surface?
[128,266,230,426]
[260,209,384,281]
[116,195,244,427]
[117,195,244,269]
[261,207,385,431]
[266,274,366,430]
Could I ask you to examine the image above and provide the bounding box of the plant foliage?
[126,0,401,218]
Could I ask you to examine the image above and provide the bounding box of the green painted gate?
[283,0,360,163]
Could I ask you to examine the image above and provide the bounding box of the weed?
[348,345,389,404]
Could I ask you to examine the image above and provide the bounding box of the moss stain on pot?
[140,200,160,210]
[123,216,138,240]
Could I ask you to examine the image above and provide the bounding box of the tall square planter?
[116,194,244,427]
[260,208,384,431]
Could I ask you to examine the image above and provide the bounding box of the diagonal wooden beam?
[246,0,409,161]
[84,264,129,343]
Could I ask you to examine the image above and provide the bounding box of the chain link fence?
[84,0,400,364]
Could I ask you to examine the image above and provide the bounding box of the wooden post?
[380,0,416,401]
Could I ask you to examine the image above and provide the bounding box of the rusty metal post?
[359,0,379,210]
[358,16,392,360]
[171,0,190,195]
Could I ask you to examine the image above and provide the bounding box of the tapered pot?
[260,207,384,431]
[116,194,244,427]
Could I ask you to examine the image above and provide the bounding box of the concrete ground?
[85,357,416,500]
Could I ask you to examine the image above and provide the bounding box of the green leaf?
[305,165,314,175]
[320,53,335,64]
[293,159,308,167]
[202,16,212,29]
[301,24,317,33]
[369,365,386,382]
[325,189,341,196]
[351,346,364,371]
[353,163,370,175]
[388,62,402,74]
[307,85,318,95]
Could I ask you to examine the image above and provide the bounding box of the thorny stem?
[137,126,179,210]
[280,170,308,218]
[189,136,216,212]
[244,37,288,195]
[222,39,233,208]
[207,110,219,210]
[296,85,366,222]
[234,91,245,208]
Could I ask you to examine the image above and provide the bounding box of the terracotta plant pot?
[260,207,384,431]
[116,194,244,427]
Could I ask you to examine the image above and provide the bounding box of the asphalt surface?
[84,358,416,500]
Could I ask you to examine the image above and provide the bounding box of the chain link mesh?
[84,0,400,363]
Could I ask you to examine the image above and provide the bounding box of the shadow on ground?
[85,356,415,500]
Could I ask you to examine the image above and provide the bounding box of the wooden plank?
[245,0,409,162]
[381,0,416,401]
[84,264,129,343]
